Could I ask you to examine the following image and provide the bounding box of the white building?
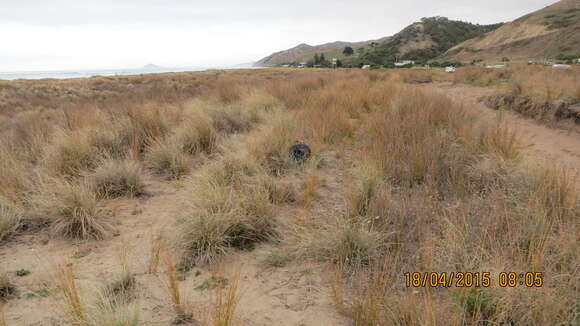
[445,66,456,73]
[394,60,415,67]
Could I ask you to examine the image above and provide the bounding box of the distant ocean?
[0,65,258,81]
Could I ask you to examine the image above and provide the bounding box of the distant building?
[361,65,371,69]
[486,64,506,69]
[552,64,571,68]
[445,66,456,73]
[298,62,307,68]
[394,60,415,67]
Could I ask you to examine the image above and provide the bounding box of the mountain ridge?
[442,0,580,62]
[255,0,579,67]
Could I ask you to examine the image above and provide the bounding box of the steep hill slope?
[442,0,580,62]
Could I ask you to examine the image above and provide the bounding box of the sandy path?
[1,156,350,325]
[0,177,184,325]
[428,83,580,186]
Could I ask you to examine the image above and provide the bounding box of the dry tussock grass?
[241,71,576,324]
[0,145,31,202]
[0,68,578,324]
[35,180,114,240]
[57,260,140,326]
[180,177,278,266]
[88,159,146,198]
[208,271,242,326]
[0,199,21,243]
[246,115,301,176]
[58,263,87,325]
[45,129,102,178]
[318,83,576,325]
[146,139,193,179]
[450,66,580,125]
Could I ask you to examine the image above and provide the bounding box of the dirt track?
[429,82,580,187]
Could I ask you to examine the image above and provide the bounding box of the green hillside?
[340,17,502,67]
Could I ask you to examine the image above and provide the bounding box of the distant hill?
[349,17,502,66]
[255,17,501,67]
[143,64,161,69]
[254,38,389,67]
[442,0,580,63]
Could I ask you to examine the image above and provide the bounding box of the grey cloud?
[0,0,559,71]
[1,0,554,26]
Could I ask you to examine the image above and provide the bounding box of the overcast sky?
[0,0,557,72]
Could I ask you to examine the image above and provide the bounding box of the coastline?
[0,65,261,81]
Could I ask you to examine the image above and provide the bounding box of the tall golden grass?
[209,271,242,326]
[452,66,580,125]
[162,253,185,315]
[0,68,578,324]
[58,263,87,325]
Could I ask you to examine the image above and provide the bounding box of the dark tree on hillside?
[343,46,354,56]
[314,53,320,65]
[320,53,326,63]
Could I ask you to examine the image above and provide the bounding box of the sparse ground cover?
[0,68,578,325]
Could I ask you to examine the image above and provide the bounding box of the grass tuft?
[88,160,146,198]
[209,271,241,326]
[146,140,192,179]
[162,253,185,315]
[181,180,278,266]
[147,231,166,274]
[246,115,299,176]
[58,263,87,325]
[45,129,101,178]
[42,181,114,240]
[0,199,21,243]
[294,220,387,267]
[264,249,289,267]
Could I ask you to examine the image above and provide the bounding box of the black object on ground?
[289,143,311,162]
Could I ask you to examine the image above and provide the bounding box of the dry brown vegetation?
[0,68,578,325]
[449,66,580,126]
